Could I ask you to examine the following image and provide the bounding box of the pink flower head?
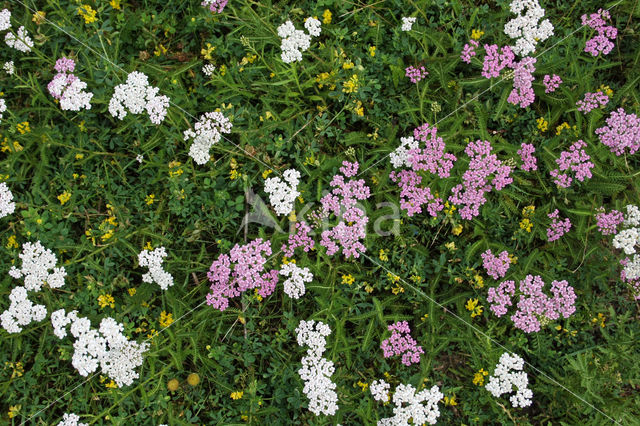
[481,249,511,280]
[481,44,515,79]
[549,140,594,188]
[487,280,515,317]
[507,56,536,108]
[582,9,617,57]
[54,57,76,73]
[461,39,479,64]
[595,208,624,236]
[576,91,609,114]
[408,122,457,178]
[380,321,424,366]
[405,65,428,83]
[389,170,443,217]
[206,238,277,311]
[201,0,228,13]
[595,108,640,156]
[546,209,571,242]
[517,143,537,171]
[543,74,562,93]
[282,221,315,257]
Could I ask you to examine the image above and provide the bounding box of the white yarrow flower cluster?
[390,136,419,169]
[52,309,149,387]
[264,169,301,216]
[0,181,15,218]
[4,60,14,75]
[138,246,174,290]
[202,63,216,77]
[0,97,5,122]
[278,17,321,63]
[8,241,67,291]
[49,75,93,111]
[609,205,640,280]
[296,319,339,415]
[0,9,10,31]
[485,352,533,408]
[108,71,170,125]
[401,17,416,32]
[503,0,554,56]
[184,110,232,165]
[280,262,313,299]
[57,413,88,426]
[0,286,47,333]
[5,26,33,53]
[370,379,390,402]
[378,383,443,426]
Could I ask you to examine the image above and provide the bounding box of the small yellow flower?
[386,272,400,283]
[473,274,484,289]
[145,194,155,205]
[556,122,570,135]
[262,169,273,179]
[519,218,533,232]
[536,117,548,132]
[599,84,613,97]
[379,249,389,262]
[6,235,18,249]
[187,373,200,386]
[154,44,168,56]
[105,379,118,389]
[341,274,355,285]
[159,311,174,328]
[444,241,456,251]
[8,405,21,419]
[391,284,404,295]
[127,288,136,296]
[32,11,46,25]
[77,4,98,24]
[356,380,369,391]
[110,0,121,10]
[16,122,30,134]
[75,153,84,160]
[410,274,422,283]
[342,74,360,93]
[420,313,429,321]
[522,205,535,217]
[591,313,606,328]
[353,100,364,116]
[443,395,458,406]
[58,191,71,205]
[322,9,332,25]
[452,224,463,236]
[201,43,216,60]
[473,368,489,386]
[465,298,483,317]
[98,294,115,309]
[368,46,376,57]
[219,64,227,76]
[144,241,153,250]
[167,378,179,392]
[471,29,484,40]
[231,391,243,400]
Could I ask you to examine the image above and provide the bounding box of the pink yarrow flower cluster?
[201,0,228,13]
[282,221,315,257]
[488,275,576,333]
[595,108,640,156]
[481,249,511,280]
[47,57,93,111]
[543,74,562,93]
[546,209,571,242]
[408,123,457,178]
[582,9,617,57]
[549,140,594,188]
[595,208,624,236]
[319,161,370,259]
[449,140,513,220]
[460,39,479,63]
[206,238,278,311]
[380,321,424,366]
[390,170,443,217]
[517,143,537,171]
[481,44,515,79]
[576,91,609,114]
[507,56,536,108]
[405,65,428,83]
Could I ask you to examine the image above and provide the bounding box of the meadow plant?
[542,74,562,93]
[184,111,232,165]
[281,221,315,257]
[485,352,533,407]
[503,0,554,56]
[595,108,640,156]
[576,90,609,113]
[138,247,174,291]
[279,262,312,299]
[108,71,170,125]
[481,249,511,280]
[517,143,537,171]
[57,413,88,426]
[47,57,93,111]
[380,321,424,366]
[460,39,479,63]
[378,382,443,425]
[5,26,33,52]
[549,140,594,188]
[405,65,428,83]
[201,0,228,13]
[546,209,572,241]
[370,379,390,402]
[0,8,10,31]
[206,238,278,311]
[0,181,15,218]
[264,169,301,216]
[507,56,536,108]
[582,9,617,57]
[401,17,416,31]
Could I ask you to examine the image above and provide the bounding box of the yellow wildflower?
[353,100,364,116]
[536,117,548,132]
[98,294,115,309]
[16,122,30,134]
[471,29,484,40]
[231,391,243,400]
[167,378,179,391]
[105,379,118,388]
[341,274,355,285]
[6,235,18,249]
[444,241,456,251]
[473,368,489,386]
[591,313,606,328]
[473,274,484,289]
[342,74,360,93]
[57,191,71,205]
[465,298,483,317]
[369,46,376,57]
[262,169,273,179]
[452,224,463,235]
[522,205,535,217]
[77,4,98,24]
[322,9,332,24]
[32,11,46,25]
[187,373,200,386]
[145,194,155,205]
[159,311,174,328]
[144,241,153,250]
[356,380,369,391]
[556,122,570,135]
[519,218,533,232]
[154,44,168,56]
[8,405,21,419]
[391,284,404,294]
[379,249,389,262]
[219,64,227,76]
[110,0,121,10]
[443,395,457,406]
[599,84,613,97]
[127,288,136,296]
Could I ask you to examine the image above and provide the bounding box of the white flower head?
[390,136,419,169]
[485,352,533,408]
[0,9,11,31]
[138,246,174,290]
[264,169,301,216]
[108,71,170,124]
[401,17,416,32]
[0,182,15,218]
[184,110,232,165]
[280,262,313,299]
[5,26,33,52]
[371,379,391,402]
[504,0,554,56]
